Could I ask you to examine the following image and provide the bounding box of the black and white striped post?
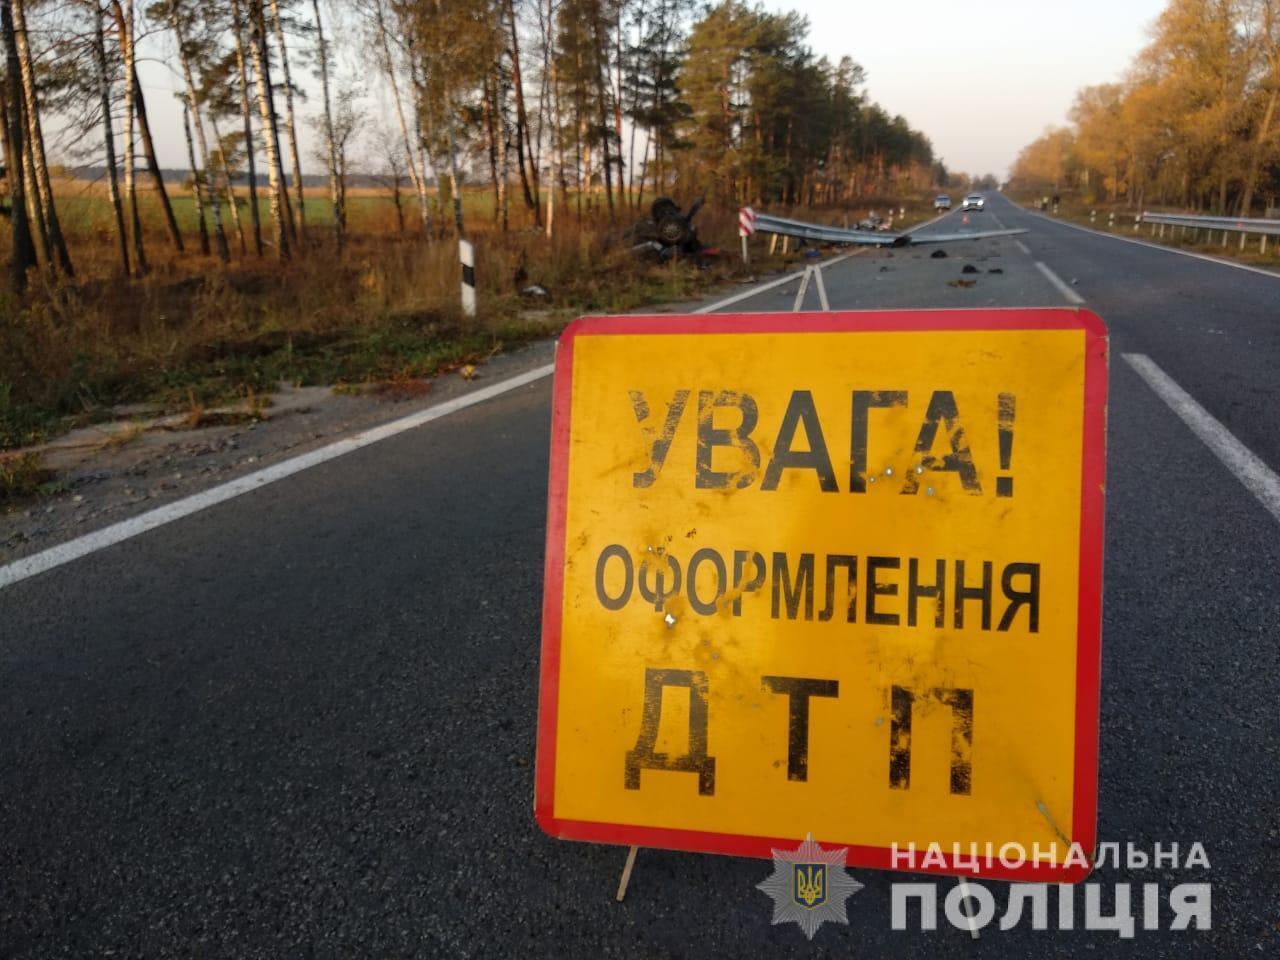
[738,206,757,265]
[459,239,477,318]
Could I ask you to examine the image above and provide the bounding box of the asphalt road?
[2,193,1278,957]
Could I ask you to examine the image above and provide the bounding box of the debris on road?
[931,249,948,259]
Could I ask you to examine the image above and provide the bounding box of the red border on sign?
[534,308,1108,884]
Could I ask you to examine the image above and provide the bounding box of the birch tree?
[312,0,342,251]
[245,0,291,257]
[267,0,305,242]
[167,0,229,261]
[369,0,431,232]
[89,0,129,274]
[12,0,73,274]
[0,0,35,289]
[228,0,262,254]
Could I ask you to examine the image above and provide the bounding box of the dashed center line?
[1035,261,1085,304]
[1014,239,1031,255]
[1125,354,1280,525]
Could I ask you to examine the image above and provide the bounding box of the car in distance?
[961,194,985,211]
[934,194,952,210]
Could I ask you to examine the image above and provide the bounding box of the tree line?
[1,0,938,292]
[1011,0,1280,216]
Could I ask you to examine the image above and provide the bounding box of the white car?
[934,194,952,210]
[961,194,985,211]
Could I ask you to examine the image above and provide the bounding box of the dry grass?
[1,180,938,452]
[1,190,745,449]
[0,451,59,501]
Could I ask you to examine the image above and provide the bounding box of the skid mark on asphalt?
[1125,353,1280,524]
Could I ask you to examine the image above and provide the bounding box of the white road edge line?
[1,251,870,590]
[1124,354,1280,525]
[1027,209,1280,281]
[1035,261,1085,304]
[694,253,852,314]
[0,363,556,591]
[1014,239,1031,255]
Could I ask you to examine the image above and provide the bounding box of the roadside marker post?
[536,308,1110,888]
[738,207,757,266]
[459,239,477,317]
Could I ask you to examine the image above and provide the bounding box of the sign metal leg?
[615,845,640,902]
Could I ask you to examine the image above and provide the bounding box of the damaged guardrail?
[743,207,1027,249]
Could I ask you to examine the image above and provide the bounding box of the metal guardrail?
[1139,210,1280,252]
[1141,211,1280,237]
[751,212,899,247]
[750,211,1027,249]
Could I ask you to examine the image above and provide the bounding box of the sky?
[764,0,1169,177]
[85,0,1169,181]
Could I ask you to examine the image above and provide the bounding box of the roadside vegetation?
[1008,0,1280,229]
[0,0,960,455]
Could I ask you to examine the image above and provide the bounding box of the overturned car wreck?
[625,196,709,260]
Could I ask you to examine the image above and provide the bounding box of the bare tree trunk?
[111,0,180,251]
[20,108,47,267]
[443,90,465,236]
[171,4,229,262]
[592,18,615,222]
[311,0,342,253]
[209,113,245,254]
[131,67,178,252]
[1240,85,1277,217]
[548,53,566,238]
[481,76,500,222]
[92,2,128,276]
[613,3,625,211]
[636,130,649,210]
[229,0,261,255]
[181,104,209,254]
[408,56,437,235]
[11,0,71,275]
[113,0,146,274]
[390,170,404,233]
[498,87,510,232]
[246,0,290,258]
[267,0,305,244]
[374,0,430,233]
[504,0,538,219]
[0,0,34,290]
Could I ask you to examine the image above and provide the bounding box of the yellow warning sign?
[536,309,1108,882]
